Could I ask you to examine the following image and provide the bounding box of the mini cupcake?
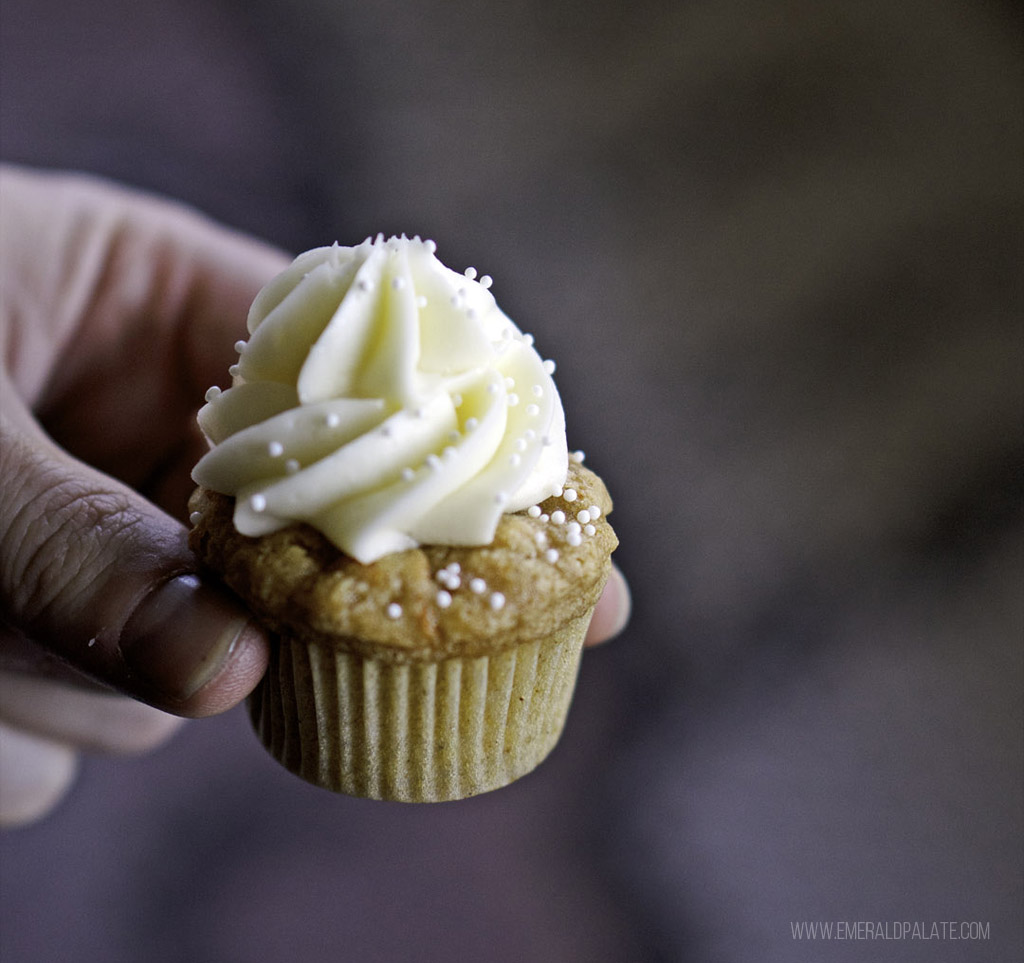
[188,236,616,801]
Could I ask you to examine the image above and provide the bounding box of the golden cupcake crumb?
[189,461,615,664]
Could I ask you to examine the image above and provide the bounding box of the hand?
[0,166,630,827]
[0,166,284,825]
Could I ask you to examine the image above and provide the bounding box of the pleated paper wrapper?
[247,612,590,802]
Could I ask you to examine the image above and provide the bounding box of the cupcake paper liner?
[248,612,592,802]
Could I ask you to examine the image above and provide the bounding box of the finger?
[1,167,289,517]
[0,385,269,718]
[0,166,289,400]
[584,563,631,647]
[0,722,78,828]
[0,623,111,686]
[0,671,184,754]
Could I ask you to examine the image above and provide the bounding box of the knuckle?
[1,439,141,627]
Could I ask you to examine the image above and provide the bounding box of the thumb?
[0,387,268,718]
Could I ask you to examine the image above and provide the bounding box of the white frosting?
[192,236,568,563]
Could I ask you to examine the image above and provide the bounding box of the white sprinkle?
[545,548,560,563]
[443,446,458,460]
[523,333,535,346]
[571,450,586,464]
[427,454,442,472]
[528,505,542,517]
[494,491,509,506]
[268,441,284,457]
[515,438,528,452]
[550,510,566,524]
[469,577,487,595]
[204,386,222,402]
[584,524,596,536]
[228,364,241,377]
[535,530,548,545]
[391,276,405,290]
[436,590,452,608]
[525,429,536,441]
[589,505,601,518]
[542,435,553,447]
[567,521,582,535]
[542,359,556,374]
[189,511,202,525]
[425,239,437,253]
[502,328,513,340]
[526,404,540,416]
[402,467,415,482]
[446,573,462,590]
[446,562,461,574]
[357,278,372,292]
[487,382,500,395]
[539,514,550,523]
[464,266,478,279]
[417,295,428,308]
[553,486,564,498]
[480,275,493,289]
[567,532,583,547]
[465,417,479,431]
[489,592,506,611]
[234,340,247,353]
[564,488,578,502]
[448,430,461,443]
[577,509,592,524]
[326,412,341,428]
[285,459,301,474]
[532,384,543,397]
[250,494,267,513]
[507,393,519,407]
[452,393,463,407]
[508,453,521,467]
[386,603,402,620]
[505,376,516,388]
[466,308,477,320]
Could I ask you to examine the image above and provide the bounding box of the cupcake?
[188,236,617,801]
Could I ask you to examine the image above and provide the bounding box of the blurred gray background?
[1,0,1021,960]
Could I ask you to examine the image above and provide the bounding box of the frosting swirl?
[192,236,568,563]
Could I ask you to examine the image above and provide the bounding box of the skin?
[0,166,631,827]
